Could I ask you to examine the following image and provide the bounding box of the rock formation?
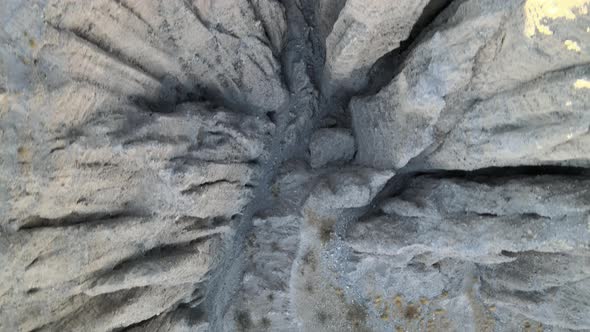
[1,0,589,331]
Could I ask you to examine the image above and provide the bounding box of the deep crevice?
[364,165,590,223]
[408,165,590,179]
[100,235,216,277]
[362,0,456,96]
[18,210,142,231]
[180,179,242,195]
[316,0,457,129]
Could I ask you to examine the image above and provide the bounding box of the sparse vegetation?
[305,281,315,293]
[316,311,329,324]
[302,249,318,272]
[260,316,271,329]
[334,287,345,299]
[271,183,280,198]
[305,209,336,244]
[319,224,333,244]
[405,304,419,320]
[271,241,280,251]
[346,302,368,328]
[235,310,253,331]
[394,294,404,311]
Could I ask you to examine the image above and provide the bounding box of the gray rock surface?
[322,0,432,94]
[347,175,590,330]
[1,0,282,330]
[316,0,347,43]
[223,160,393,331]
[349,175,590,265]
[2,0,590,331]
[351,0,590,170]
[309,128,355,168]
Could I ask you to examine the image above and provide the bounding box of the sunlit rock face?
[2,0,590,331]
[1,0,284,330]
[350,0,590,171]
[322,0,433,94]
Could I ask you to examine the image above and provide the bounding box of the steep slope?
[1,0,590,331]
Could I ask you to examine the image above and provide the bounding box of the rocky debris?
[309,128,355,168]
[352,0,590,170]
[223,155,393,331]
[322,0,432,94]
[221,161,315,331]
[292,166,392,332]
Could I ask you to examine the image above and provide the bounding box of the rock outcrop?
[351,0,590,170]
[339,174,590,331]
[309,128,355,169]
[322,0,433,94]
[1,0,284,330]
[2,0,590,331]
